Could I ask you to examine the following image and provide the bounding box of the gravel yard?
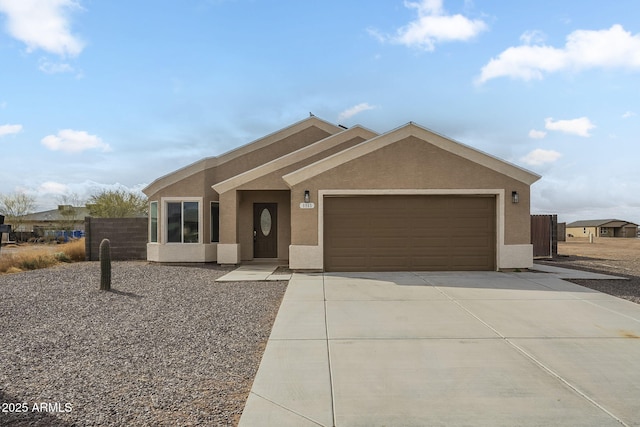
[0,261,287,426]
[536,237,640,304]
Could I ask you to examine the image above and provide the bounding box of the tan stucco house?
[566,219,638,238]
[143,116,541,271]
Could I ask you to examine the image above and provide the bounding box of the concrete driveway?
[239,268,640,426]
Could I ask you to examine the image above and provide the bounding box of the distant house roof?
[567,219,638,228]
[19,206,89,222]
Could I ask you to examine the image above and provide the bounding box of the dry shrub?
[0,249,56,273]
[0,239,85,274]
[0,256,17,274]
[60,238,86,262]
[18,254,58,271]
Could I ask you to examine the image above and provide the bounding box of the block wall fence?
[84,217,148,261]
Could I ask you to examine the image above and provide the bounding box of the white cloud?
[338,103,377,122]
[373,0,488,51]
[622,111,637,119]
[544,117,595,137]
[0,124,23,137]
[41,129,111,153]
[38,58,75,74]
[520,149,562,166]
[477,24,640,84]
[0,0,85,57]
[519,30,546,45]
[528,129,547,139]
[39,181,70,195]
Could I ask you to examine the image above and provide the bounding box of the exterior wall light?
[511,191,519,204]
[304,190,310,203]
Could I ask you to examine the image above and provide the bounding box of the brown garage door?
[324,195,496,272]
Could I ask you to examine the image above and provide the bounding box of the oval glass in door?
[260,208,272,236]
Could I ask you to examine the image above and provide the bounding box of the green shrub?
[19,255,57,271]
[54,252,72,263]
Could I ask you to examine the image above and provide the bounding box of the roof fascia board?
[143,157,211,196]
[212,126,378,194]
[283,122,541,187]
[143,116,343,196]
[212,116,343,168]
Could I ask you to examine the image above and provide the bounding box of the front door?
[253,203,278,258]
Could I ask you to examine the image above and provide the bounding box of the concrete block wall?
[85,217,148,261]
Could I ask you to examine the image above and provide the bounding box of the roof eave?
[143,116,344,196]
[213,125,378,194]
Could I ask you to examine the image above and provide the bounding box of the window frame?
[161,197,203,244]
[149,201,158,243]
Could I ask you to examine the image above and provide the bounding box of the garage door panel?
[330,256,369,269]
[324,195,496,272]
[369,237,411,248]
[412,237,450,247]
[451,235,493,245]
[459,218,493,228]
[329,236,369,246]
[412,226,450,237]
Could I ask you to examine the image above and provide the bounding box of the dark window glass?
[167,202,182,243]
[150,202,158,243]
[211,202,220,242]
[183,202,199,243]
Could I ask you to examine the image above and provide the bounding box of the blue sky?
[0,0,639,224]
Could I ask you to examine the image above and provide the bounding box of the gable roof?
[212,125,378,194]
[567,219,638,228]
[143,116,343,196]
[283,122,541,187]
[18,206,89,222]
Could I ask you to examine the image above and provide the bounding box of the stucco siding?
[567,226,598,237]
[289,136,531,246]
[234,136,368,191]
[210,126,334,184]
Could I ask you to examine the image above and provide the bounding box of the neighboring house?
[566,219,638,238]
[15,205,89,239]
[143,116,541,271]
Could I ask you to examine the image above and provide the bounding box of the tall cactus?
[99,238,111,291]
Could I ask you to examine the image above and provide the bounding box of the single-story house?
[566,219,638,238]
[6,205,89,241]
[143,116,541,271]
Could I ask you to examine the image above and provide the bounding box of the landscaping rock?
[0,262,286,426]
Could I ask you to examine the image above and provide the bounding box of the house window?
[150,201,158,243]
[211,202,220,242]
[167,201,199,243]
[600,227,608,235]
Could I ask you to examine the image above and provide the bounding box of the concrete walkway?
[239,267,640,426]
[216,264,292,282]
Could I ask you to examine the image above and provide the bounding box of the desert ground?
[538,236,640,304]
[0,242,63,257]
[0,262,285,426]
